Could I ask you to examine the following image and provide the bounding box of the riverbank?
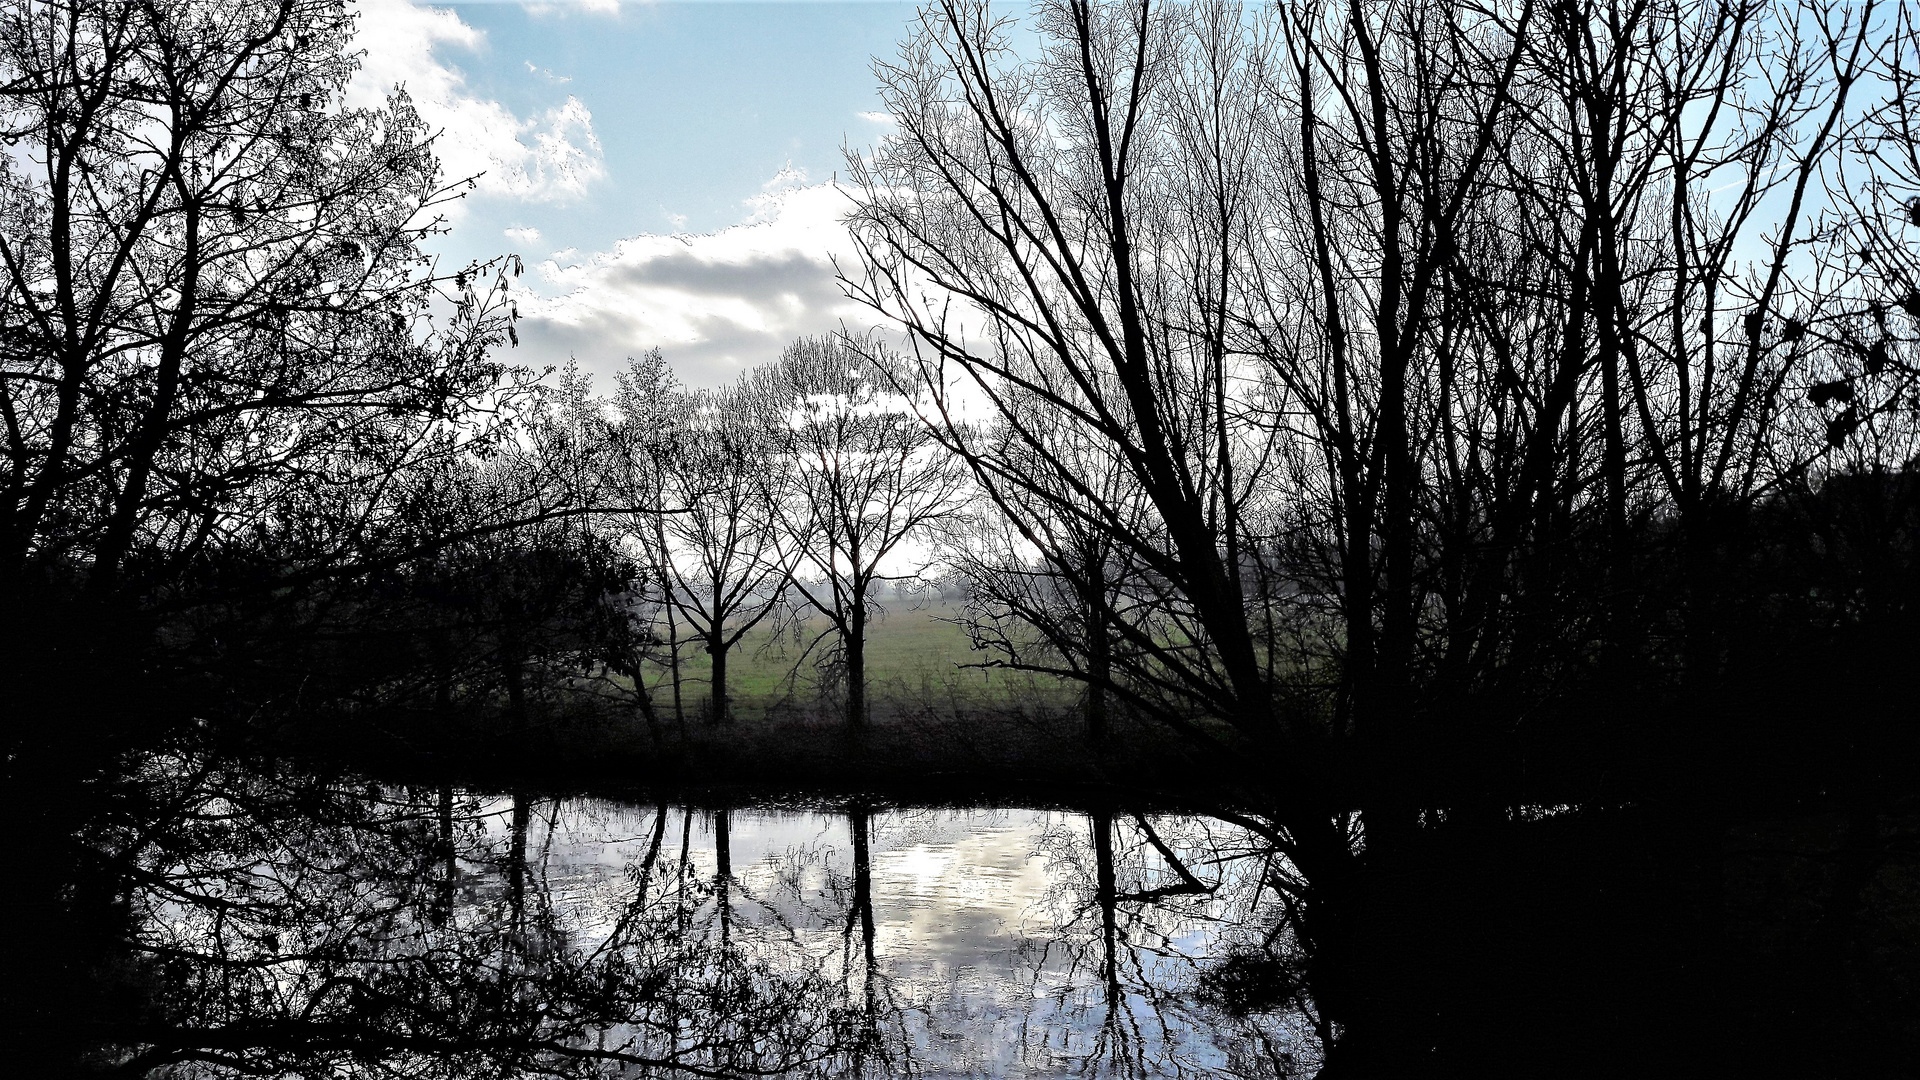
[273,692,1254,811]
[253,648,1919,823]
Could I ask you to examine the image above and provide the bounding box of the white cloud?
[856,111,896,125]
[504,226,542,244]
[523,0,623,17]
[345,0,605,205]
[513,177,878,387]
[760,164,810,192]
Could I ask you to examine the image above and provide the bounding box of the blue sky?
[347,1,919,386]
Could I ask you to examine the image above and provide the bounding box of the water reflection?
[98,754,1318,1078]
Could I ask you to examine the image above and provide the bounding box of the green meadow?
[631,601,1073,718]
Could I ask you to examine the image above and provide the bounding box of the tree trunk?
[847,590,868,731]
[708,631,729,724]
[665,608,685,730]
[1084,558,1111,746]
[1285,811,1374,1072]
[627,646,663,746]
[1369,331,1422,857]
[1589,79,1631,663]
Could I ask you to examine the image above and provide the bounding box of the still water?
[119,755,1319,1078]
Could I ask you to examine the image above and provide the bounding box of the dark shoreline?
[230,713,1920,1079]
[11,682,1920,1080]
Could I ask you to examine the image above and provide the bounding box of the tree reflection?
[82,754,902,1078]
[1025,811,1325,1079]
[43,753,1342,1079]
[840,804,900,1076]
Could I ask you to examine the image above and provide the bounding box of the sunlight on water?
[136,769,1321,1078]
[505,800,1314,1078]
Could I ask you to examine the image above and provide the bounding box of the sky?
[345,1,920,388]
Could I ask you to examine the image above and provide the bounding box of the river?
[106,751,1319,1078]
[47,745,1911,1078]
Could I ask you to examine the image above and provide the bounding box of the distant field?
[631,601,1072,717]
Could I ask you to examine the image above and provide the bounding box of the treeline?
[0,0,979,737]
[5,0,1920,809]
[356,340,971,735]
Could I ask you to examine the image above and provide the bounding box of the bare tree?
[1568,0,1884,672]
[653,380,795,723]
[843,2,1913,1063]
[1816,3,1920,471]
[842,16,1387,1043]
[607,351,690,730]
[764,336,966,731]
[945,375,1155,745]
[0,0,519,602]
[844,1,1343,803]
[847,0,1907,758]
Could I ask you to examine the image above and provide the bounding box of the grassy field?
[633,601,1072,719]
[299,602,1238,805]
